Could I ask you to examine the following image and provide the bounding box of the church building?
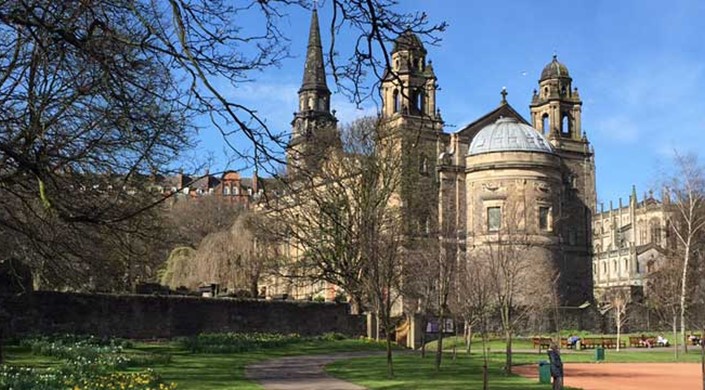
[283,9,599,305]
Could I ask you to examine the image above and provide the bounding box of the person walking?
[548,343,564,390]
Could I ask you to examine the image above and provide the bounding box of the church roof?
[300,9,330,94]
[468,117,554,155]
[456,102,530,141]
[392,30,427,54]
[540,55,571,81]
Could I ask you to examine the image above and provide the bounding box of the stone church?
[283,9,602,305]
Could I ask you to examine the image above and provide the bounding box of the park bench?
[603,337,627,349]
[580,337,598,349]
[532,337,552,350]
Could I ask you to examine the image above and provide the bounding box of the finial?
[552,49,557,60]
[500,86,508,104]
[312,0,319,9]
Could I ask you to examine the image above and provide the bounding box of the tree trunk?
[674,314,679,359]
[375,311,381,342]
[505,328,513,374]
[616,312,621,352]
[0,327,3,365]
[701,327,704,390]
[386,327,394,378]
[435,315,445,371]
[420,321,427,358]
[466,321,473,354]
[482,330,489,390]
[680,240,691,354]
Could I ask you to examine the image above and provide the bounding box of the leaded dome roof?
[468,117,554,155]
[540,55,570,81]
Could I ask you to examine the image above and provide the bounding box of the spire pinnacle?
[300,8,329,94]
[500,87,508,104]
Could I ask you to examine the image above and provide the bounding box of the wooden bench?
[601,337,627,349]
[580,337,598,349]
[532,337,552,350]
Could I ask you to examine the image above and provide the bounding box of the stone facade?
[592,189,672,301]
[279,11,600,305]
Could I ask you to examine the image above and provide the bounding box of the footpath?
[245,351,383,390]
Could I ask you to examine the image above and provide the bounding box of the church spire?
[300,8,329,95]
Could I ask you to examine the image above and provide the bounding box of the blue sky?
[194,0,704,206]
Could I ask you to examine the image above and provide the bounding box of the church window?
[539,206,550,231]
[650,219,661,245]
[416,90,425,113]
[395,59,399,69]
[420,156,428,174]
[318,97,326,111]
[487,207,501,232]
[602,262,607,274]
[542,114,549,133]
[393,89,400,113]
[223,186,230,195]
[624,258,628,272]
[544,87,548,96]
[233,186,239,195]
[613,260,617,272]
[562,113,571,135]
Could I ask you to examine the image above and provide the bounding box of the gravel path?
[245,351,383,390]
[515,362,702,390]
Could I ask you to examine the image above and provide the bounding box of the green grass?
[5,337,702,389]
[327,351,579,390]
[327,348,704,390]
[5,339,387,390]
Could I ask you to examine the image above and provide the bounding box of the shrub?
[178,332,302,353]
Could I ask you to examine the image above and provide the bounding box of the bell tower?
[380,31,445,238]
[287,8,338,171]
[531,55,596,304]
[381,31,442,131]
[530,55,582,140]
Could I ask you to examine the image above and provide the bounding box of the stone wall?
[0,291,365,339]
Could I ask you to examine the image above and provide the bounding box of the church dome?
[392,30,426,54]
[540,55,570,81]
[468,117,554,155]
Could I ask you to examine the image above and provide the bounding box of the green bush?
[178,332,303,353]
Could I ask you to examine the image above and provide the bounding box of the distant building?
[153,170,263,207]
[592,187,673,301]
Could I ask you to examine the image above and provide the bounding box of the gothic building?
[282,9,602,305]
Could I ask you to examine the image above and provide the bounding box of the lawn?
[326,347,704,390]
[327,351,575,390]
[4,338,387,390]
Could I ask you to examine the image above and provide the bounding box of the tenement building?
[275,9,665,306]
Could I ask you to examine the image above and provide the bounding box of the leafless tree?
[469,199,556,375]
[605,289,629,352]
[647,254,684,358]
[262,117,404,315]
[0,0,444,289]
[665,153,705,353]
[167,195,245,249]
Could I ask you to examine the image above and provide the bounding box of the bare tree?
[603,289,629,352]
[647,254,684,358]
[0,0,444,289]
[469,199,556,375]
[665,153,705,353]
[167,195,245,249]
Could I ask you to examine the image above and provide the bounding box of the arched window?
[650,218,662,245]
[393,89,400,113]
[416,90,424,114]
[562,113,571,135]
[542,114,549,133]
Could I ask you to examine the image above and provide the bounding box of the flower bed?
[3,335,175,389]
